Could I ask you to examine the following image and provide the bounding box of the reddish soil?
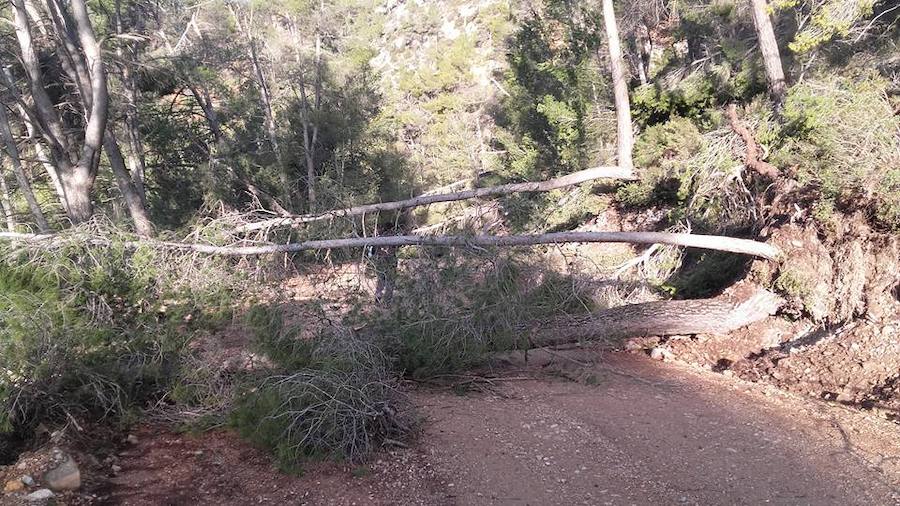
[55,352,900,505]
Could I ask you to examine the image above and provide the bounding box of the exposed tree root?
[727,104,779,179]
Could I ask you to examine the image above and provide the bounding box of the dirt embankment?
[654,217,900,419]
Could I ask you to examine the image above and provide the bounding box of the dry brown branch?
[235,166,636,232]
[727,104,779,179]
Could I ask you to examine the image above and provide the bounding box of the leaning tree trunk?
[749,0,787,107]
[0,106,50,231]
[2,62,70,214]
[237,165,633,232]
[104,132,154,236]
[0,166,16,231]
[532,284,782,347]
[114,0,147,202]
[601,0,635,174]
[249,37,290,208]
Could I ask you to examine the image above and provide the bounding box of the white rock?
[43,455,80,491]
[25,489,54,501]
[650,347,674,361]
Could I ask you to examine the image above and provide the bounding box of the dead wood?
[235,166,636,232]
[0,230,782,260]
[532,284,783,347]
[727,104,779,179]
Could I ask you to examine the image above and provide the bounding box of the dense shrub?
[233,305,413,468]
[615,116,754,232]
[375,253,594,377]
[0,222,244,439]
[765,76,900,230]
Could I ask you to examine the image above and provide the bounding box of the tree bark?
[0,167,16,231]
[68,0,109,200]
[103,131,154,236]
[10,0,70,160]
[60,164,95,222]
[237,165,635,232]
[151,231,781,260]
[531,285,782,347]
[0,105,50,231]
[115,0,147,202]
[601,0,635,174]
[749,0,787,107]
[10,0,111,223]
[1,53,69,215]
[0,230,782,261]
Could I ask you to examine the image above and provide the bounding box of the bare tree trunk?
[27,123,68,212]
[60,164,95,222]
[296,78,318,212]
[308,29,322,212]
[601,0,635,174]
[0,168,16,231]
[231,4,291,208]
[289,14,321,213]
[303,119,317,211]
[103,131,154,236]
[142,231,781,260]
[749,0,787,107]
[1,53,69,215]
[532,285,782,347]
[0,230,782,262]
[122,76,148,202]
[115,0,147,202]
[237,165,634,232]
[0,106,50,231]
[10,0,71,160]
[68,0,109,202]
[10,0,110,223]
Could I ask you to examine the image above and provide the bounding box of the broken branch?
[235,166,636,232]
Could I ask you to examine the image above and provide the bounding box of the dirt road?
[97,353,900,505]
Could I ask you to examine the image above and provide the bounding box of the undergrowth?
[0,220,246,448]
[233,311,412,468]
[761,75,900,231]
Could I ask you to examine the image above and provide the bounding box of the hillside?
[0,0,898,503]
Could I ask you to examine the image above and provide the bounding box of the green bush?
[770,76,900,230]
[376,253,593,378]
[0,223,243,439]
[233,310,412,467]
[616,117,752,232]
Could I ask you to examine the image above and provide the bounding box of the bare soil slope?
[88,353,900,505]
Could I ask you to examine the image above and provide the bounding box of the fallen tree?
[532,284,783,347]
[0,230,782,260]
[236,165,635,232]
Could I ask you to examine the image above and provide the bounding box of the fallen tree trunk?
[532,285,782,347]
[0,230,782,260]
[148,231,781,260]
[236,166,635,232]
